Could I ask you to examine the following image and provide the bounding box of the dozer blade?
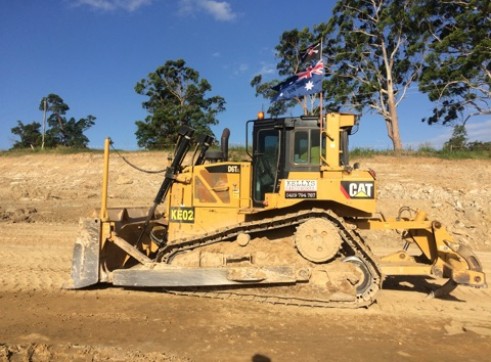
[66,218,101,289]
[112,264,309,288]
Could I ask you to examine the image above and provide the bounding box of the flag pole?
[319,37,324,127]
[319,38,324,166]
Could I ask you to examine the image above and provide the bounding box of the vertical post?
[100,137,111,221]
[41,98,47,150]
[318,38,324,165]
[319,38,324,127]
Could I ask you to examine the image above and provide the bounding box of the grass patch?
[350,146,491,160]
[0,146,103,157]
[2,144,489,160]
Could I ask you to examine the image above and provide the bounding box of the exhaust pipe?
[205,128,230,162]
[221,128,230,161]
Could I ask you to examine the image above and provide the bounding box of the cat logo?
[340,181,374,199]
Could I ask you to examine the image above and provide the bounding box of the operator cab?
[248,115,352,206]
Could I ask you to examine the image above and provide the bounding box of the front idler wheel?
[343,256,374,296]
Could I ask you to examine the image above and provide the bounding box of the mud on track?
[1,153,491,361]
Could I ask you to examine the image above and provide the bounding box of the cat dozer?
[68,112,486,308]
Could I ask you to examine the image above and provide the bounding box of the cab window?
[293,129,320,164]
[253,129,279,203]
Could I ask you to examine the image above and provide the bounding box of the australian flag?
[272,59,325,102]
[300,40,321,63]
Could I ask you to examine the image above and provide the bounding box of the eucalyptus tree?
[253,1,487,151]
[10,94,95,150]
[46,115,96,148]
[39,93,69,149]
[323,0,432,152]
[251,26,327,117]
[38,94,95,148]
[134,59,226,149]
[11,121,42,149]
[418,0,491,125]
[252,1,429,152]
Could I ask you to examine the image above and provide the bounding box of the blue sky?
[1,0,490,151]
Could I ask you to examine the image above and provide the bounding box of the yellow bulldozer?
[68,112,486,308]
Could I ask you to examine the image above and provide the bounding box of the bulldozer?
[68,112,486,308]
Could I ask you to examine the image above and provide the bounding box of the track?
[154,208,382,308]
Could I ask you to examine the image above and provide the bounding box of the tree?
[444,124,468,151]
[46,115,96,148]
[251,26,327,117]
[10,94,95,150]
[39,93,95,148]
[134,59,226,149]
[11,121,42,149]
[418,0,491,125]
[323,0,431,152]
[39,93,70,148]
[251,1,431,152]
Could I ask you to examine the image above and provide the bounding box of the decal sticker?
[340,181,374,199]
[285,180,317,191]
[207,164,241,173]
[285,180,317,199]
[169,207,195,223]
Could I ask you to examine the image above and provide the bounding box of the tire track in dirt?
[0,223,77,292]
[1,222,490,334]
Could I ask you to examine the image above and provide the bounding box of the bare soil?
[1,152,490,361]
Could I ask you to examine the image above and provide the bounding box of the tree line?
[11,94,95,149]
[10,0,489,151]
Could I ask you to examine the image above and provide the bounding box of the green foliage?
[250,74,294,117]
[443,124,467,151]
[419,0,491,125]
[250,26,326,116]
[11,94,95,150]
[325,0,424,104]
[134,59,226,150]
[349,146,490,160]
[349,147,380,158]
[323,0,432,151]
[467,141,491,152]
[11,121,42,149]
[251,1,488,152]
[251,1,430,150]
[45,115,96,148]
[40,94,69,115]
[441,124,491,157]
[1,146,102,158]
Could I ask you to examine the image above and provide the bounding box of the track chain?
[158,208,382,308]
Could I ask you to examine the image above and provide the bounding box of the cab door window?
[253,129,279,203]
[293,129,320,164]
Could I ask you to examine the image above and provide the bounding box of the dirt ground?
[1,152,490,361]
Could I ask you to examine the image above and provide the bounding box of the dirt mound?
[356,156,491,250]
[0,152,168,223]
